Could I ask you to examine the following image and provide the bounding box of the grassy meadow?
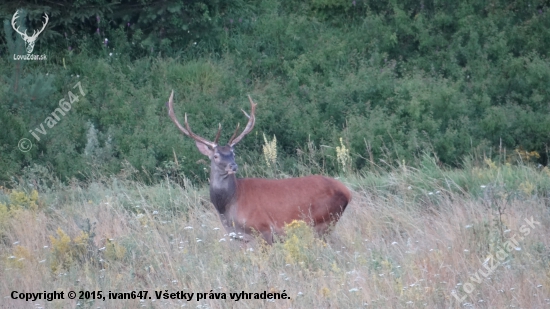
[2,1,550,308]
[1,156,549,308]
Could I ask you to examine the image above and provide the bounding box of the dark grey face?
[211,145,238,179]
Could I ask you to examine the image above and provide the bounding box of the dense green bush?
[1,0,549,185]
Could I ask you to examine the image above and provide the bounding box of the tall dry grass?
[1,158,549,308]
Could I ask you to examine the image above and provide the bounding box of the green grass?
[1,159,549,308]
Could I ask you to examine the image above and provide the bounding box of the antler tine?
[167,90,217,149]
[167,90,190,135]
[213,123,222,145]
[229,95,257,147]
[228,123,240,146]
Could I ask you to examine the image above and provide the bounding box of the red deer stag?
[167,90,351,244]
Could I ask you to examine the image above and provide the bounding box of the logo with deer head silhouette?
[11,10,49,54]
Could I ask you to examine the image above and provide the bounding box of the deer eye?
[214,154,219,160]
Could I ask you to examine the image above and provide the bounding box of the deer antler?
[11,11,49,39]
[30,13,49,39]
[11,11,27,38]
[168,91,256,148]
[167,90,218,149]
[228,95,257,147]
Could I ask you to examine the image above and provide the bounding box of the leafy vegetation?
[0,0,549,184]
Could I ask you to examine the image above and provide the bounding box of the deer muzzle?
[226,163,238,174]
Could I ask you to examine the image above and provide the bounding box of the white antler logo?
[11,10,49,54]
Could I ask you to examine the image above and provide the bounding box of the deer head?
[11,10,49,54]
[167,90,256,184]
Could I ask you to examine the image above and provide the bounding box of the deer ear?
[195,141,214,157]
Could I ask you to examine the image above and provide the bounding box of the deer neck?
[209,172,238,216]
